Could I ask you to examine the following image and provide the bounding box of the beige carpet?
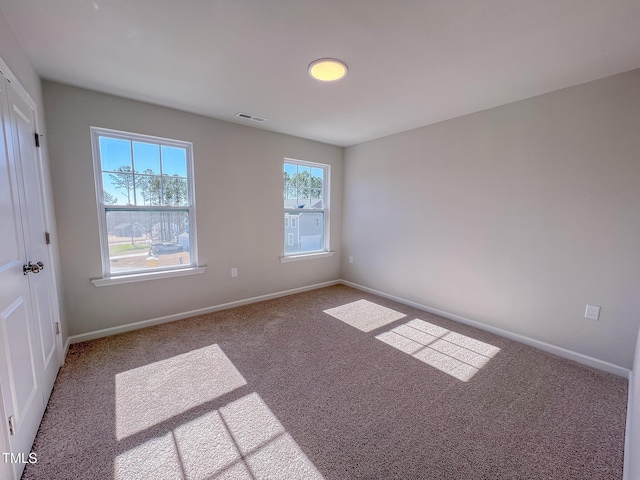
[22,285,627,479]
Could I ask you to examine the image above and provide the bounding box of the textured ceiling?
[1,0,639,146]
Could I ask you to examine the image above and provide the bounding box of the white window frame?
[282,158,331,259]
[288,233,294,245]
[90,127,202,284]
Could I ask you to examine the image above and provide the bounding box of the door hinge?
[34,132,40,147]
[8,415,15,435]
[45,232,51,245]
[55,322,60,335]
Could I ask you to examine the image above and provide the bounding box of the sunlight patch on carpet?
[114,433,184,480]
[323,299,406,332]
[115,344,247,440]
[376,319,500,381]
[115,392,323,480]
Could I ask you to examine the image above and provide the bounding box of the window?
[91,127,198,278]
[285,217,290,228]
[283,158,329,256]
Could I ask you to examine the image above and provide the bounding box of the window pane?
[311,167,324,209]
[133,174,160,206]
[106,209,191,273]
[103,172,133,205]
[154,175,166,206]
[284,212,323,255]
[295,166,311,207]
[133,142,160,174]
[284,163,297,177]
[100,137,132,172]
[162,175,189,206]
[284,163,298,206]
[161,146,188,176]
[284,164,326,209]
[311,167,324,179]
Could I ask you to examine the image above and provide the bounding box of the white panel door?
[7,81,59,399]
[0,74,59,479]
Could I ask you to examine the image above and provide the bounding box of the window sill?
[91,266,206,287]
[279,251,335,263]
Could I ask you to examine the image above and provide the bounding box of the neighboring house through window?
[91,127,198,277]
[283,158,329,255]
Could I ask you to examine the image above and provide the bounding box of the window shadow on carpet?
[114,345,323,479]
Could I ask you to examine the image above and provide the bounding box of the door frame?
[0,386,11,480]
[0,55,64,480]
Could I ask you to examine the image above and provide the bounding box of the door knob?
[23,261,44,275]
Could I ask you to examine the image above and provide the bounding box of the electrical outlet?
[348,256,353,264]
[585,304,600,320]
[231,267,238,278]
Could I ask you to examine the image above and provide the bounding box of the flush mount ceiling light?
[308,58,348,82]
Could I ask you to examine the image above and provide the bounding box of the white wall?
[343,69,640,369]
[42,81,342,337]
[0,12,66,341]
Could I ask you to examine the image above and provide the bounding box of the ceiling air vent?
[235,112,266,122]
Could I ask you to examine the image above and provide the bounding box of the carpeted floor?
[22,285,627,479]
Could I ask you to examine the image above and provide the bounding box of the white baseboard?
[340,280,631,379]
[66,277,629,378]
[623,372,633,480]
[67,280,341,345]
[63,337,71,363]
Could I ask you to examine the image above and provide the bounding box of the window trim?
[91,266,206,287]
[279,251,335,263]
[90,126,200,281]
[283,158,330,257]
